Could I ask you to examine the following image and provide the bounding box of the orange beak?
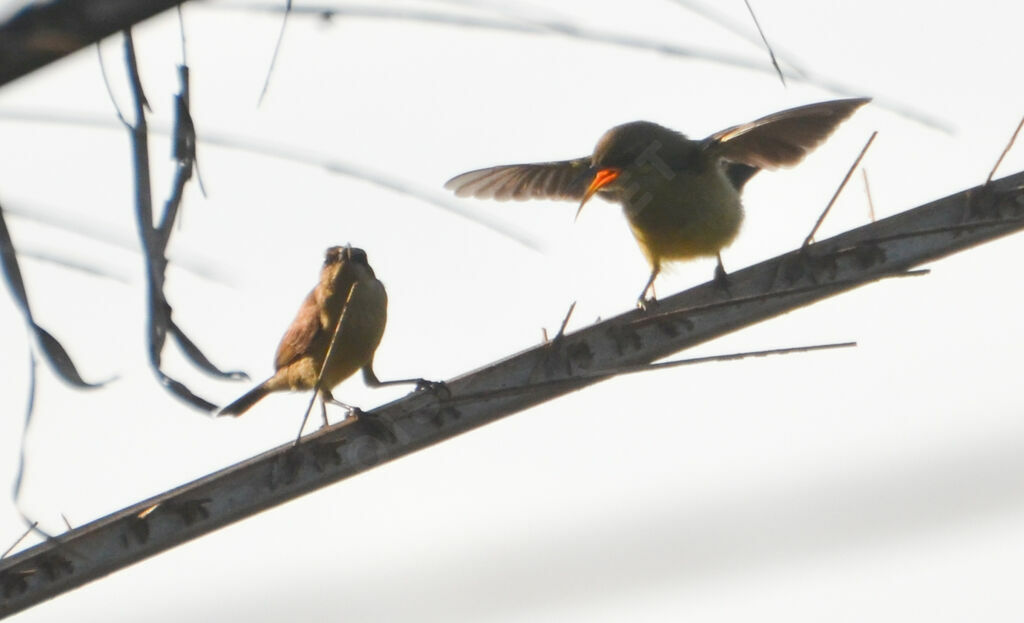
[575,168,620,221]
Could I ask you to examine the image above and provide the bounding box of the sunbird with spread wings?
[446,98,870,307]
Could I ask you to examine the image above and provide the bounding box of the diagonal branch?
[1,169,1023,617]
[0,0,188,87]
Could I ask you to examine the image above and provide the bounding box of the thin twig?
[986,115,1024,185]
[176,5,187,64]
[664,0,807,76]
[296,281,358,445]
[1,170,1023,617]
[742,0,784,86]
[121,30,226,410]
[1,522,38,559]
[803,131,878,247]
[446,342,856,405]
[0,107,542,252]
[632,267,929,329]
[95,44,128,126]
[554,301,576,341]
[223,2,952,131]
[862,168,876,222]
[258,0,293,105]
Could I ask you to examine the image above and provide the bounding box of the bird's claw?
[637,295,659,312]
[415,379,451,399]
[350,408,397,444]
[712,265,732,295]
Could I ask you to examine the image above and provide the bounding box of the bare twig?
[803,131,878,247]
[258,0,292,104]
[0,108,541,251]
[543,301,577,343]
[986,116,1024,185]
[664,0,808,76]
[0,199,232,284]
[447,342,857,405]
[0,200,105,391]
[95,44,128,126]
[1,523,38,560]
[224,3,950,131]
[633,269,929,329]
[862,168,876,222]
[554,301,576,341]
[742,0,785,85]
[296,281,359,444]
[2,170,1023,618]
[120,30,240,411]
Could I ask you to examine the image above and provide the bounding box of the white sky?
[1,0,1024,620]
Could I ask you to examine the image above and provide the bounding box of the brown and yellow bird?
[218,245,429,423]
[445,98,869,307]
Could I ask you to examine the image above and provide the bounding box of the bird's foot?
[414,379,451,400]
[636,295,659,312]
[712,264,732,296]
[346,407,397,444]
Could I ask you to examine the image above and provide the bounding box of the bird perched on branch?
[218,246,433,425]
[445,98,870,307]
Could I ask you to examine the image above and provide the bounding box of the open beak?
[574,168,620,222]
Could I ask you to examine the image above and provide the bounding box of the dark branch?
[120,30,235,411]
[0,0,188,87]
[2,170,1023,617]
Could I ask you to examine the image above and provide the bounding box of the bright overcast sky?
[1,1,1024,621]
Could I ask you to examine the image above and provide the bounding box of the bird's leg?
[318,389,353,428]
[322,389,356,413]
[362,365,450,399]
[325,387,397,443]
[637,266,661,310]
[713,253,732,294]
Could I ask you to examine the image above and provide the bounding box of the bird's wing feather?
[274,289,323,370]
[705,98,870,169]
[444,157,592,201]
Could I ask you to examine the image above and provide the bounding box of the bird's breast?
[618,163,744,264]
[320,277,388,389]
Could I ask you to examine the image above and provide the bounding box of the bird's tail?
[218,380,273,417]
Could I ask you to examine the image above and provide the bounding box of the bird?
[218,245,433,428]
[445,98,870,307]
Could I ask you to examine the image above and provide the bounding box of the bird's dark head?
[324,245,370,267]
[574,121,690,220]
[591,121,686,169]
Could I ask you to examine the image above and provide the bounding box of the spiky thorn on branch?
[2,167,1024,617]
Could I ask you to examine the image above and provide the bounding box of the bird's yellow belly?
[622,168,743,267]
[319,284,387,390]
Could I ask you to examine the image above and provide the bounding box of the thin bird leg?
[637,266,660,310]
[322,389,356,416]
[363,364,449,397]
[322,388,398,441]
[713,253,731,293]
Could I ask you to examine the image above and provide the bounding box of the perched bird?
[445,98,870,307]
[218,246,430,425]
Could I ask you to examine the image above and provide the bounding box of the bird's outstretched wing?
[444,157,592,201]
[705,98,870,169]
